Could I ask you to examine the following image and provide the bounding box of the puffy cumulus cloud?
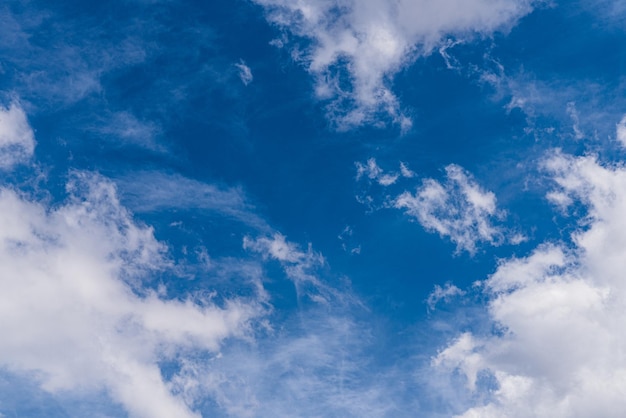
[394,164,507,254]
[254,0,537,129]
[433,152,626,417]
[0,102,35,169]
[0,172,264,418]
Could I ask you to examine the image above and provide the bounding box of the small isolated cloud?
[254,0,537,129]
[235,60,253,86]
[400,162,415,178]
[0,102,35,169]
[0,172,264,418]
[338,225,361,255]
[433,151,626,417]
[356,158,414,187]
[427,283,466,311]
[394,164,505,254]
[566,101,584,140]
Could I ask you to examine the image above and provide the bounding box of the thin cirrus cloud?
[174,234,412,418]
[244,233,340,304]
[91,111,165,152]
[433,151,626,417]
[0,6,148,107]
[253,0,538,129]
[116,171,270,232]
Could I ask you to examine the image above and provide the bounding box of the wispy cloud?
[116,171,270,231]
[254,0,538,129]
[427,283,466,311]
[244,233,344,304]
[90,111,164,152]
[235,60,254,86]
[355,158,414,187]
[0,6,147,107]
[394,165,508,254]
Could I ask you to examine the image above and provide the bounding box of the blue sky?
[2,0,626,416]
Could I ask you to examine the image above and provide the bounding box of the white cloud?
[356,158,414,187]
[356,158,398,186]
[434,151,626,417]
[254,0,537,129]
[235,60,254,86]
[0,172,264,418]
[0,102,35,169]
[394,164,505,254]
[427,283,466,311]
[244,233,340,304]
[399,162,415,178]
[566,101,584,140]
[116,171,269,231]
[169,312,409,418]
[94,111,163,151]
[338,225,361,254]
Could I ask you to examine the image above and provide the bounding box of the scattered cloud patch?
[254,0,537,128]
[338,225,361,254]
[434,152,626,416]
[399,162,415,178]
[0,101,35,169]
[235,60,253,86]
[356,158,414,187]
[394,164,506,254]
[427,283,466,311]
